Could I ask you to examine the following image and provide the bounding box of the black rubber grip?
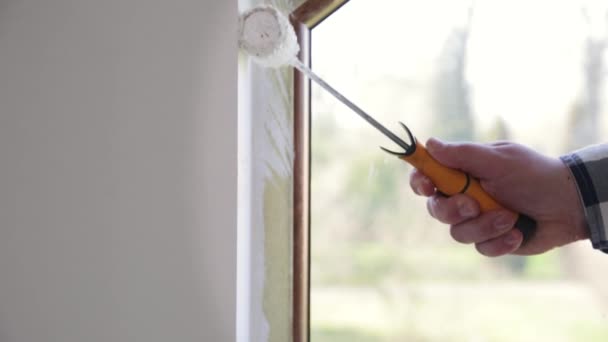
[515,214,536,244]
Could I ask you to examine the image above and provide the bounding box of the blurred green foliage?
[523,252,562,279]
[343,155,400,229]
[309,1,608,341]
[350,243,396,284]
[311,326,384,342]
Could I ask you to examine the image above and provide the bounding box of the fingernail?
[415,184,425,195]
[457,198,477,218]
[415,178,430,195]
[494,213,514,232]
[426,138,444,154]
[504,231,521,246]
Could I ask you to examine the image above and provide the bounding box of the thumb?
[425,138,500,179]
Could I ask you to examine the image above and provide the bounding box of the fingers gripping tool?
[236,4,536,244]
[311,72,538,244]
[380,123,537,243]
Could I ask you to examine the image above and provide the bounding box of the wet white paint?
[239,5,299,68]
[238,1,299,341]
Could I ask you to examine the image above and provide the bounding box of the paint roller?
[238,5,537,244]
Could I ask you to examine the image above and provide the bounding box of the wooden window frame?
[290,1,349,341]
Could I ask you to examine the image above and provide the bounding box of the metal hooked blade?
[380,122,417,157]
[288,60,415,157]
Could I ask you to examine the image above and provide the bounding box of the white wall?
[0,1,237,341]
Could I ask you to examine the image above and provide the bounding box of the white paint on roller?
[238,5,299,68]
[240,5,391,148]
[241,7,390,152]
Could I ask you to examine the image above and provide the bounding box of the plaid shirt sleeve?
[561,145,608,253]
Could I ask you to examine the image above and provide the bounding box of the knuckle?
[428,196,459,224]
[454,195,478,219]
[410,171,433,196]
[450,225,471,244]
[409,168,422,180]
[410,175,423,194]
[475,234,517,257]
[475,242,503,257]
[479,181,498,197]
[455,142,482,157]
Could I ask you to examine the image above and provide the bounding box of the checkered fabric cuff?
[561,145,608,253]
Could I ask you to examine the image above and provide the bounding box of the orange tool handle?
[400,142,536,243]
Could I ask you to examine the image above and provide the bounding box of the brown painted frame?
[290,1,349,341]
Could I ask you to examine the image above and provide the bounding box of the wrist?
[559,153,595,246]
[562,164,589,242]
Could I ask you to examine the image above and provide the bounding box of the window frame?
[290,1,349,341]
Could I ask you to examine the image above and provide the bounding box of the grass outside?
[311,282,608,342]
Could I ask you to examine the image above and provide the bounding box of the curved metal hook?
[379,122,417,157]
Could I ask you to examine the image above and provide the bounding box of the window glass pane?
[311,1,608,341]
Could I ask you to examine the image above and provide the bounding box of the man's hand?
[409,138,588,257]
